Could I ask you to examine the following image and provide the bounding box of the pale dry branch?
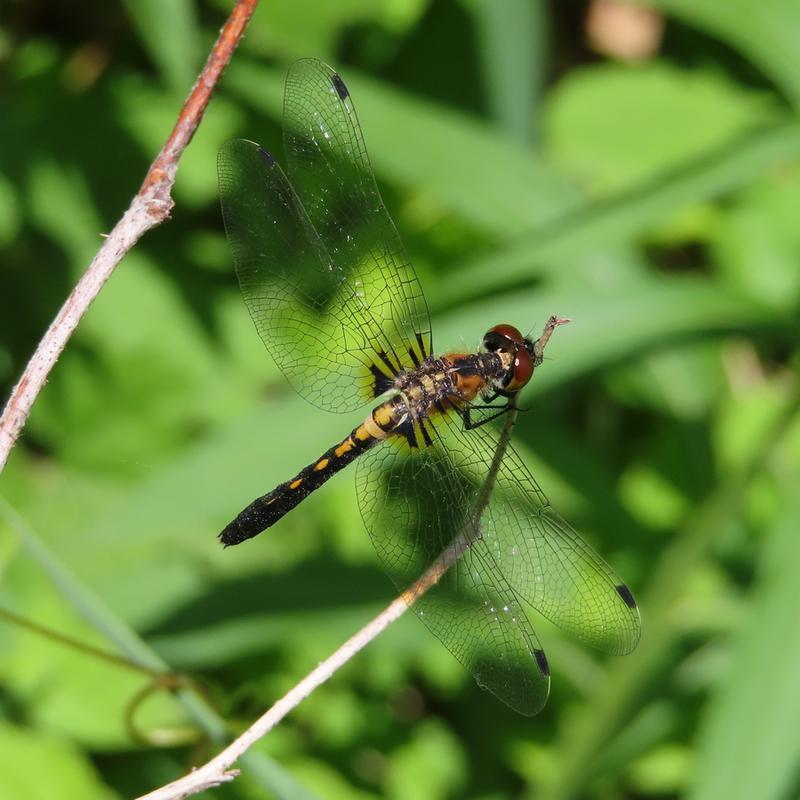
[135,407,520,800]
[0,0,260,473]
[135,590,413,800]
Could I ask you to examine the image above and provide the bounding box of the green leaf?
[0,500,320,799]
[627,743,692,794]
[606,341,726,418]
[544,61,778,193]
[386,719,467,800]
[467,0,547,144]
[0,722,116,800]
[531,388,800,800]
[31,391,363,628]
[282,755,378,800]
[637,0,800,111]
[710,171,800,310]
[0,172,21,246]
[438,121,800,305]
[121,0,200,92]
[240,0,429,59]
[689,485,800,800]
[113,76,244,208]
[619,465,689,530]
[27,251,225,471]
[26,158,103,274]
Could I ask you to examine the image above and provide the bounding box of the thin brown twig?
[134,317,569,800]
[0,605,159,678]
[0,0,260,473]
[0,606,209,747]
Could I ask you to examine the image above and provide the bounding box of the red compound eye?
[507,346,533,391]
[487,323,525,346]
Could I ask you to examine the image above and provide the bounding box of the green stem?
[0,605,160,678]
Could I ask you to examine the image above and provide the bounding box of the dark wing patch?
[418,418,434,448]
[534,649,550,678]
[257,146,276,167]
[615,584,637,610]
[331,72,349,100]
[370,363,395,398]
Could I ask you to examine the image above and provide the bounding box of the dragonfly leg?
[474,391,529,412]
[460,403,513,430]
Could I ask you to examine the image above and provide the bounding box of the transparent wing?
[217,59,431,413]
[356,410,640,713]
[283,59,432,377]
[218,140,377,409]
[356,422,551,716]
[444,415,642,656]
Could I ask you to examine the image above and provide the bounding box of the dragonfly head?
[483,317,571,394]
[482,324,535,393]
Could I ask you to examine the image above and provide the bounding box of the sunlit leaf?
[637,0,800,110]
[690,487,800,800]
[0,723,115,800]
[121,0,200,92]
[544,61,778,193]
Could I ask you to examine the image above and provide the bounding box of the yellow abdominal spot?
[289,478,303,490]
[354,425,371,441]
[314,458,330,471]
[374,404,394,426]
[335,439,354,457]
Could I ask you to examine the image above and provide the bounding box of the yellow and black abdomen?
[220,404,396,546]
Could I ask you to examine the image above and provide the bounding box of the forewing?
[444,415,642,656]
[356,423,551,716]
[283,58,432,377]
[219,139,396,411]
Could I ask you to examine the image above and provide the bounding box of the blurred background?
[2,1,800,798]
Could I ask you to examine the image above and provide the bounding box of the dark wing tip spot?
[533,648,550,678]
[616,584,637,609]
[257,146,276,167]
[331,73,349,100]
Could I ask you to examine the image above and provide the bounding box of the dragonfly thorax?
[386,322,539,424]
[392,352,506,421]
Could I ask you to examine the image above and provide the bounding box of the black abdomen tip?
[219,520,248,547]
[220,513,267,546]
[219,494,285,547]
[615,584,637,609]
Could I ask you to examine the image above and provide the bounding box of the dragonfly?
[217,58,640,715]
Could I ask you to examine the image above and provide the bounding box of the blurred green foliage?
[2,1,800,798]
